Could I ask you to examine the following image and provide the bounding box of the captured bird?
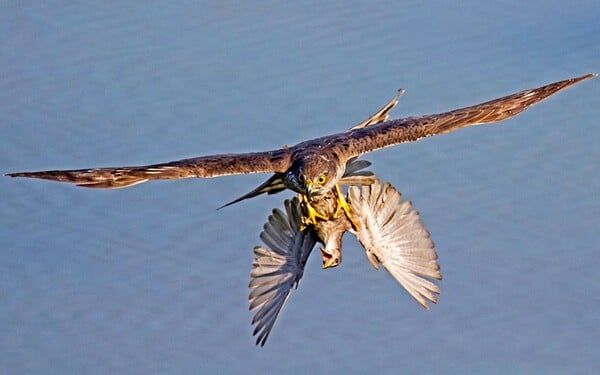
[6,74,596,226]
[249,178,440,346]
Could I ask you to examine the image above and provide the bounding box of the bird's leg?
[299,193,330,230]
[332,184,360,231]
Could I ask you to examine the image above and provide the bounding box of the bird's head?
[320,247,342,269]
[317,220,345,269]
[284,155,341,196]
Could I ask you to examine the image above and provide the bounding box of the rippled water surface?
[2,1,599,373]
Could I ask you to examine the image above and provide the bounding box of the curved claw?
[299,194,330,230]
[333,184,360,231]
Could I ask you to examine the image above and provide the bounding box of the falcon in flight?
[7,74,596,227]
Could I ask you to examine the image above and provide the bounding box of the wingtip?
[577,73,597,81]
[565,73,597,88]
[216,201,234,211]
[5,172,33,178]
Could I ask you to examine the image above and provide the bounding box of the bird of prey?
[218,88,404,209]
[249,178,440,346]
[6,74,596,227]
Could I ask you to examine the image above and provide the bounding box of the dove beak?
[320,247,340,269]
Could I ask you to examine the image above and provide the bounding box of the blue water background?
[1,1,598,373]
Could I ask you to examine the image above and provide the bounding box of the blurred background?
[1,1,598,373]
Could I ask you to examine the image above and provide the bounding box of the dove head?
[320,246,342,269]
[317,222,346,269]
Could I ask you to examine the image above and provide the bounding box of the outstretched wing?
[348,180,441,308]
[6,87,400,192]
[6,149,294,189]
[336,73,596,157]
[249,198,317,346]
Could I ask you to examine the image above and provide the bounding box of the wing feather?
[347,89,404,130]
[348,180,442,308]
[248,198,316,346]
[336,74,596,157]
[6,149,293,189]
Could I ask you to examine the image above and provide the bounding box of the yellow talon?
[333,184,360,231]
[332,184,349,218]
[299,194,329,230]
[298,185,360,231]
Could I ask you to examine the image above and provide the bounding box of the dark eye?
[317,175,327,185]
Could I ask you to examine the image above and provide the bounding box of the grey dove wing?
[248,198,317,346]
[348,180,441,308]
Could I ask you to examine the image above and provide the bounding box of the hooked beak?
[305,179,317,196]
[285,172,312,195]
